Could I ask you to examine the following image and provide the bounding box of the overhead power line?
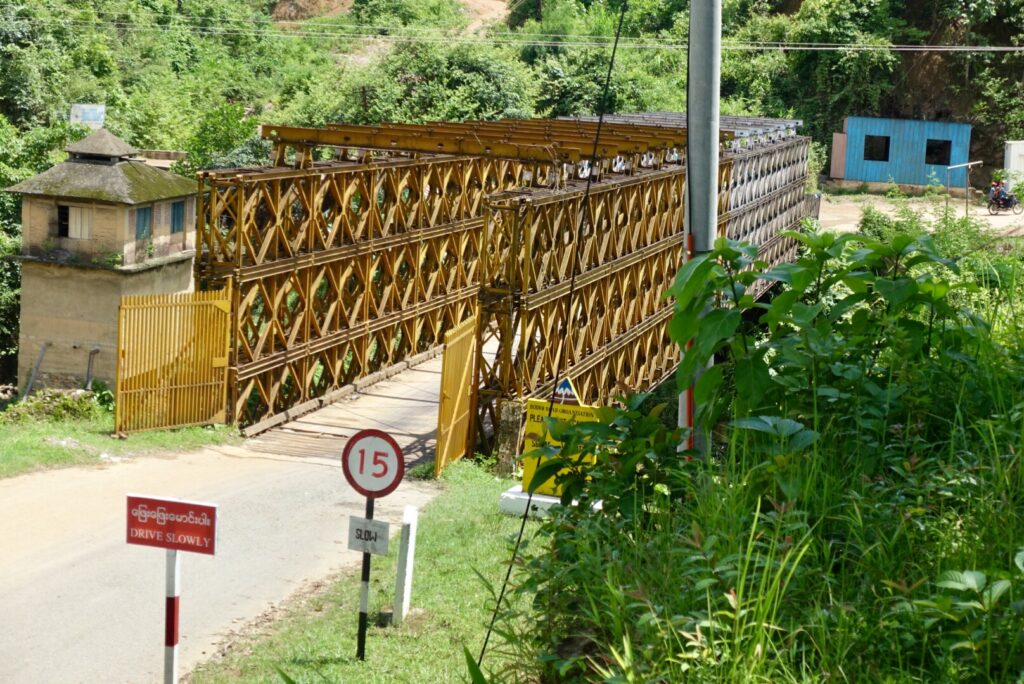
[3,14,1024,53]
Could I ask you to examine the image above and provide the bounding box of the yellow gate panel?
[116,287,232,433]
[435,315,478,477]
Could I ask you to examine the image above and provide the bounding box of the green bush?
[1,389,101,423]
[489,217,1024,682]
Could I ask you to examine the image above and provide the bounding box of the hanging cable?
[474,0,629,671]
[4,14,1024,52]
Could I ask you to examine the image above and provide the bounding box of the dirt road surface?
[0,358,446,683]
[818,194,1024,236]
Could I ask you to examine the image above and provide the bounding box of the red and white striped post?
[165,549,181,684]
[126,495,217,684]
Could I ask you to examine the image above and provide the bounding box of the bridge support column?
[494,400,525,475]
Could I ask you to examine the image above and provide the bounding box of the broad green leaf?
[668,306,701,345]
[982,579,1011,610]
[695,308,741,358]
[787,429,819,452]
[790,302,822,328]
[734,355,770,411]
[693,363,725,408]
[875,277,918,308]
[937,570,987,593]
[841,274,870,294]
[670,255,717,307]
[526,458,568,494]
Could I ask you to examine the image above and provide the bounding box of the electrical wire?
[3,13,1024,52]
[473,0,629,672]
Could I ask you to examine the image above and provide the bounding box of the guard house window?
[864,135,891,162]
[57,205,91,239]
[135,206,152,240]
[926,139,952,166]
[170,200,185,234]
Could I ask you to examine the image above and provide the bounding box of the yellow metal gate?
[435,316,478,476]
[115,287,232,433]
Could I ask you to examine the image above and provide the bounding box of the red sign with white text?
[126,495,218,555]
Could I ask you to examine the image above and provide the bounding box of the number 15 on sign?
[342,430,404,498]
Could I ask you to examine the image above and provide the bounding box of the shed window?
[925,139,952,166]
[171,200,185,234]
[57,205,91,239]
[135,206,152,240]
[864,135,891,162]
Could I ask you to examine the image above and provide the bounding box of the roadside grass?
[0,415,240,478]
[484,220,1024,682]
[189,460,531,684]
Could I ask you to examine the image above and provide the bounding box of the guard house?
[830,116,973,187]
[5,129,197,390]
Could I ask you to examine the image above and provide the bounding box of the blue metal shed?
[833,116,973,186]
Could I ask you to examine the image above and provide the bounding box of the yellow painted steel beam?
[338,119,685,152]
[262,123,591,163]
[458,118,688,147]
[315,122,643,158]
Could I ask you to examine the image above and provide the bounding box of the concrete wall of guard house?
[124,196,196,266]
[21,197,127,262]
[16,258,194,391]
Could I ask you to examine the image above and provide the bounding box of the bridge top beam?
[262,123,599,164]
[412,119,689,148]
[321,121,663,156]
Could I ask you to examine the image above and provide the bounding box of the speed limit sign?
[342,429,405,661]
[342,429,405,499]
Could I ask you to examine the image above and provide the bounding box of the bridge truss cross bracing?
[195,117,817,440]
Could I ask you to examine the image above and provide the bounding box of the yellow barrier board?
[521,379,599,496]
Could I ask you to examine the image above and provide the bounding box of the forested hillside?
[1,0,1022,380]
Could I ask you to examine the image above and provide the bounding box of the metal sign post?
[341,429,405,661]
[946,160,983,217]
[357,497,374,660]
[126,495,218,684]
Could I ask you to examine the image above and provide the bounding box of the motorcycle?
[988,191,1024,215]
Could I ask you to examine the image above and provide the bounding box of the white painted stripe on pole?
[165,549,180,684]
[164,646,177,684]
[360,580,370,613]
[166,548,181,597]
[393,505,419,626]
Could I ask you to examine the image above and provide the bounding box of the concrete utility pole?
[680,0,722,447]
[687,1,722,253]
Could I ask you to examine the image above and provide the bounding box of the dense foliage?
[2,0,1020,382]
[489,211,1024,681]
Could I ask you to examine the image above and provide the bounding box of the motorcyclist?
[992,181,1009,205]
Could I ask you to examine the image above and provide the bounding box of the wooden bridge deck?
[244,358,444,466]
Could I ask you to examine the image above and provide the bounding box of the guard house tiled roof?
[65,128,139,158]
[5,129,194,205]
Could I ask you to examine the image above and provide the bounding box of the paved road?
[0,357,445,684]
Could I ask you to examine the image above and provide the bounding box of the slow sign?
[126,495,217,555]
[341,429,405,661]
[347,516,390,556]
